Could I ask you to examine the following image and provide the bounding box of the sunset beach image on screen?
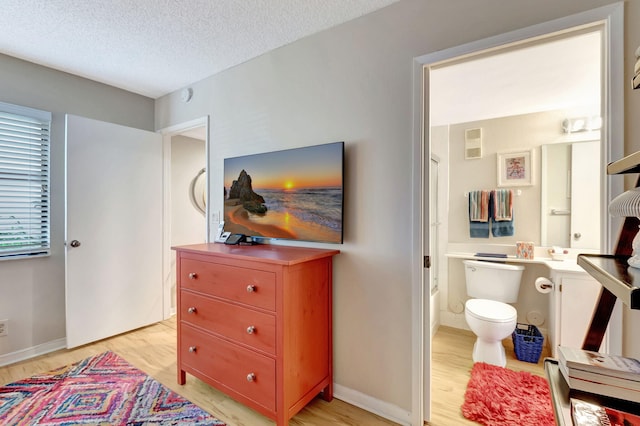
[223,142,344,244]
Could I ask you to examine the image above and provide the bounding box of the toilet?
[463,259,524,367]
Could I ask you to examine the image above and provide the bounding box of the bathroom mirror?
[540,139,601,250]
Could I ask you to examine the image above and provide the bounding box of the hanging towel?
[469,190,490,238]
[493,189,513,221]
[469,190,490,222]
[491,212,515,237]
[490,189,514,237]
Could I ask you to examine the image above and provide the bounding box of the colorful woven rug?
[0,351,225,425]
[461,362,555,426]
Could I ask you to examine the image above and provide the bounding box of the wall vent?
[465,128,482,159]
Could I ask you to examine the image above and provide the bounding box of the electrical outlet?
[211,211,220,224]
[0,319,7,337]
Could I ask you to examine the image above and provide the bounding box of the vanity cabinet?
[549,270,608,358]
[173,243,339,426]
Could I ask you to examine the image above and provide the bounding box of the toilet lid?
[466,299,516,323]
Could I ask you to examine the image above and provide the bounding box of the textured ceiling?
[0,0,400,99]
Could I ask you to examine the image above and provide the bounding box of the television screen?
[223,141,344,244]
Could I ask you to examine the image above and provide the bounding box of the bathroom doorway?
[413,4,623,423]
[429,23,604,331]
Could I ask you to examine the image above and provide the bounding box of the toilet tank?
[463,259,524,303]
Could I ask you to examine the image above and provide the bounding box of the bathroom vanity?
[446,251,611,357]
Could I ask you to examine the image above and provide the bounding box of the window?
[0,102,51,259]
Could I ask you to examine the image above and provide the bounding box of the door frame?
[410,3,623,424]
[159,116,210,319]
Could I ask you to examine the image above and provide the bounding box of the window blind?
[0,102,51,259]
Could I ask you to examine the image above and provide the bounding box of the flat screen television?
[223,141,344,244]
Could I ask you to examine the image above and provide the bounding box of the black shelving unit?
[577,254,640,309]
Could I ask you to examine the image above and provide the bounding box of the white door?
[571,141,601,249]
[65,114,163,348]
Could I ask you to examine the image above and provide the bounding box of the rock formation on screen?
[228,170,267,214]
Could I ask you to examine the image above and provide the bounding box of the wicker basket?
[512,323,544,363]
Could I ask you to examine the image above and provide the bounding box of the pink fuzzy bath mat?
[461,362,555,426]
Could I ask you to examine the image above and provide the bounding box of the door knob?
[70,240,81,248]
[574,233,582,239]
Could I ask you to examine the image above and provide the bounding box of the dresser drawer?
[180,323,276,411]
[181,290,276,355]
[180,258,276,310]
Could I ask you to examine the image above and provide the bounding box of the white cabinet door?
[559,274,607,353]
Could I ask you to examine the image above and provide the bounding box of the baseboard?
[440,310,468,330]
[430,320,440,338]
[0,338,66,367]
[334,383,412,426]
[439,312,548,336]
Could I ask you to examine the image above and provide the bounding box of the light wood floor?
[0,318,396,426]
[430,325,549,425]
[0,320,548,425]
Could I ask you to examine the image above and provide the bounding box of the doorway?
[430,26,604,327]
[160,117,210,318]
[412,4,623,424]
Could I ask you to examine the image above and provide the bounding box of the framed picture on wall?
[497,149,533,187]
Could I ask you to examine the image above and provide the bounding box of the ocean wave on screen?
[260,188,343,231]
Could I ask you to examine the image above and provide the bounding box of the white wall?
[155,0,624,416]
[0,54,154,363]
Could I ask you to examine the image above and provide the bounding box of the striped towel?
[492,189,513,221]
[469,190,490,238]
[469,190,490,222]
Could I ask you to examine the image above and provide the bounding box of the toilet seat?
[465,299,516,323]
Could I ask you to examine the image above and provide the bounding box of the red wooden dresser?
[172,243,339,425]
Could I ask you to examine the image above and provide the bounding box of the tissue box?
[516,241,534,259]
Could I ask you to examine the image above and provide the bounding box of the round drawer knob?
[188,272,197,280]
[246,325,256,334]
[187,307,197,314]
[188,346,197,353]
[246,284,256,293]
[246,373,256,382]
